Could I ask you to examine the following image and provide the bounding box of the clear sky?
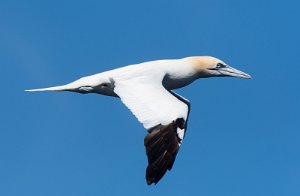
[0,0,299,195]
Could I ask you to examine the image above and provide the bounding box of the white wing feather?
[114,77,188,130]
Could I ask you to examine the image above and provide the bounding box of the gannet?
[26,56,251,185]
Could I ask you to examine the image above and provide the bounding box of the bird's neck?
[163,60,199,90]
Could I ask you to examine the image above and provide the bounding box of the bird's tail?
[25,85,70,92]
[25,75,103,93]
[25,82,77,92]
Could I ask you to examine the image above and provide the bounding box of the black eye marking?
[209,63,226,70]
[216,63,226,69]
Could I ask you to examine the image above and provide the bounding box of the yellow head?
[185,56,251,78]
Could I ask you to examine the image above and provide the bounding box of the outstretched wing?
[114,78,190,185]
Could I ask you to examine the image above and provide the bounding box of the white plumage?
[26,56,251,185]
[115,78,188,130]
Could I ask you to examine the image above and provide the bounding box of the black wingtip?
[144,119,186,185]
[146,166,157,185]
[146,176,158,185]
[146,179,154,185]
[146,166,161,185]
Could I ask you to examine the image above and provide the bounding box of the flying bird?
[26,56,251,185]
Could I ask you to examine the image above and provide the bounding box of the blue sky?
[0,0,299,195]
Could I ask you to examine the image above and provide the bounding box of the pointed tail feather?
[25,77,93,93]
[25,84,72,92]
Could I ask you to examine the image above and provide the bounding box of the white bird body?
[26,56,251,185]
[28,58,198,94]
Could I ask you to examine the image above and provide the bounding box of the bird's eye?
[216,63,226,69]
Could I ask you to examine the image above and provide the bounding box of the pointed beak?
[219,66,251,79]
